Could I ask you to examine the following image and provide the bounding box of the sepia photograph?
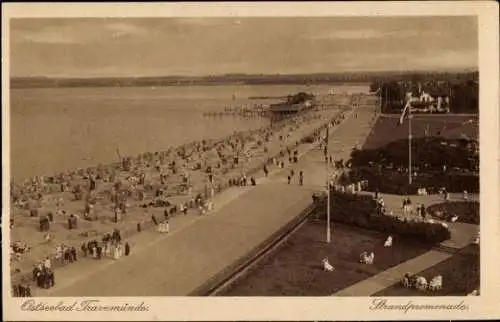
[2,2,499,321]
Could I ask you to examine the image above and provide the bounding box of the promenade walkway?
[33,98,378,296]
[333,250,453,296]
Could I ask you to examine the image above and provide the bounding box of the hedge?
[348,167,479,195]
[314,190,451,244]
[350,137,478,173]
[426,201,479,225]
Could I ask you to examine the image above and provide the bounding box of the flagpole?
[379,85,382,112]
[408,99,413,185]
[326,124,331,243]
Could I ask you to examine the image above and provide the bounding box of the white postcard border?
[2,2,499,321]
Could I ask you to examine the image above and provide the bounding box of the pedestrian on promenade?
[81,242,88,257]
[92,244,97,259]
[152,214,158,226]
[299,171,304,186]
[18,284,26,297]
[71,214,77,229]
[287,176,291,184]
[251,177,256,186]
[263,165,268,177]
[25,284,32,297]
[71,246,77,261]
[420,204,426,219]
[64,248,71,264]
[97,245,102,259]
[125,242,130,256]
[165,219,170,233]
[44,256,51,269]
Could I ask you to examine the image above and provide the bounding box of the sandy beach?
[9,94,356,287]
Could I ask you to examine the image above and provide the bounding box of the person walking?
[299,171,304,186]
[71,246,77,261]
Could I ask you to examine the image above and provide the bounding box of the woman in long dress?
[113,243,120,260]
[104,242,111,258]
[55,245,63,265]
[118,243,123,258]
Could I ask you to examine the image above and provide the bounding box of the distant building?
[269,100,312,114]
[405,91,449,113]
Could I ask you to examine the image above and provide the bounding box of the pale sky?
[10,16,478,78]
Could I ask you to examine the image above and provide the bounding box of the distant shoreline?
[10,79,372,90]
[10,70,477,89]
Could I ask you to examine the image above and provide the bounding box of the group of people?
[54,244,78,265]
[287,169,304,186]
[81,239,130,260]
[12,283,32,297]
[32,260,56,289]
[401,273,443,292]
[10,241,31,262]
[9,99,340,295]
[80,229,130,260]
[228,174,256,187]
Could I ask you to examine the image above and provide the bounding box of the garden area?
[427,201,479,225]
[222,221,432,296]
[340,115,479,195]
[223,190,452,296]
[315,190,451,244]
[362,115,479,150]
[374,244,479,296]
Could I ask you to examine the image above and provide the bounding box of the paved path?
[32,97,378,296]
[333,250,452,296]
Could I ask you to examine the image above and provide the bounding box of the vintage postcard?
[2,1,499,321]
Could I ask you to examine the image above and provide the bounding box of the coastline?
[9,95,358,290]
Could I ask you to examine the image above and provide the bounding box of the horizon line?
[11,68,479,80]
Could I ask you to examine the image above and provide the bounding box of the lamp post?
[325,125,331,244]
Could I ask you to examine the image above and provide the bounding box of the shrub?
[314,191,451,244]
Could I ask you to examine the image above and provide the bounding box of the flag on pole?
[399,99,411,125]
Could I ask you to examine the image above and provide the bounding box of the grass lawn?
[222,220,432,296]
[374,244,479,296]
[363,115,478,150]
